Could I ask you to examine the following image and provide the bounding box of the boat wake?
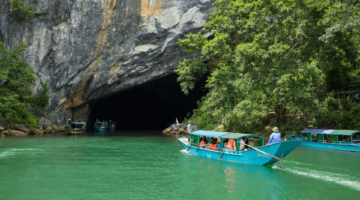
[180,149,190,154]
[280,166,360,191]
[0,148,36,159]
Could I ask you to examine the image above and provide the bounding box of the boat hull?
[95,126,107,132]
[107,125,116,130]
[65,126,85,135]
[288,134,360,152]
[178,138,301,165]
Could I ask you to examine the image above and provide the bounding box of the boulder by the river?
[31,129,44,135]
[163,122,197,136]
[15,124,30,134]
[0,125,4,132]
[38,118,52,130]
[1,134,5,137]
[2,130,28,137]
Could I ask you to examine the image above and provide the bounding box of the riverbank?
[0,111,68,137]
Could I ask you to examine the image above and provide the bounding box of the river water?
[0,131,359,199]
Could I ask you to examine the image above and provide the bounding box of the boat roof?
[301,129,360,136]
[221,133,262,139]
[191,130,262,138]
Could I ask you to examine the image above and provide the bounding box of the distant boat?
[179,130,301,166]
[288,129,360,152]
[94,122,107,132]
[107,121,116,130]
[65,122,86,135]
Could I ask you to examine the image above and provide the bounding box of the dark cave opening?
[89,74,207,130]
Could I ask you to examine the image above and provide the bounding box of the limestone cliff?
[0,0,215,121]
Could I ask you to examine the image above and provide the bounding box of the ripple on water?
[0,148,37,159]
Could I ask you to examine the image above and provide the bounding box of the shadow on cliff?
[89,74,207,130]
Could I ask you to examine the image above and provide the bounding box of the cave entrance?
[89,74,207,130]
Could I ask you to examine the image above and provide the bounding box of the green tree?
[175,0,360,131]
[10,0,36,19]
[0,42,37,128]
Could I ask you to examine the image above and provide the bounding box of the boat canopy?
[190,131,262,139]
[301,129,359,136]
[220,133,262,139]
[190,130,228,137]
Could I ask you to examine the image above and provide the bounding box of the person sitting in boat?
[199,137,206,149]
[106,121,108,125]
[211,138,220,151]
[226,138,235,150]
[205,138,213,150]
[267,127,281,146]
[96,118,99,123]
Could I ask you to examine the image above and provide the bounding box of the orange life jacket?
[226,139,235,150]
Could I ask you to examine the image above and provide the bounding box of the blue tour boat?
[107,121,116,130]
[94,122,107,132]
[287,129,360,152]
[65,122,86,135]
[179,130,301,166]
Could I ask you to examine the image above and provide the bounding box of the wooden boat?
[288,129,360,152]
[179,130,301,166]
[107,122,116,130]
[65,122,86,135]
[94,122,107,132]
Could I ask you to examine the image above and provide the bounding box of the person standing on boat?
[267,127,281,146]
[187,122,193,134]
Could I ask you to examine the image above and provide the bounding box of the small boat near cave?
[287,129,360,152]
[107,121,116,130]
[179,130,301,166]
[94,122,107,132]
[65,122,86,135]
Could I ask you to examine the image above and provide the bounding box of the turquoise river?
[0,131,360,199]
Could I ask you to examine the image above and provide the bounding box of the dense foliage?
[176,0,360,133]
[0,42,37,129]
[10,0,36,19]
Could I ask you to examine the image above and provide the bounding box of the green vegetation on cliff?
[0,42,39,129]
[10,0,36,19]
[32,81,49,117]
[176,0,360,134]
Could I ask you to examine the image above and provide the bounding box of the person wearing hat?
[267,127,281,146]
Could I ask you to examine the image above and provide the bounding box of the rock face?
[37,110,67,133]
[163,122,197,135]
[0,0,216,118]
[31,129,45,135]
[15,124,31,134]
[2,130,28,137]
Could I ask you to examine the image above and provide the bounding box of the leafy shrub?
[324,97,339,111]
[10,0,36,19]
[339,100,351,111]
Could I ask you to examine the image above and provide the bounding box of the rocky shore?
[162,122,197,136]
[0,110,68,137]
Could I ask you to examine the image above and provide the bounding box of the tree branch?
[284,38,306,60]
